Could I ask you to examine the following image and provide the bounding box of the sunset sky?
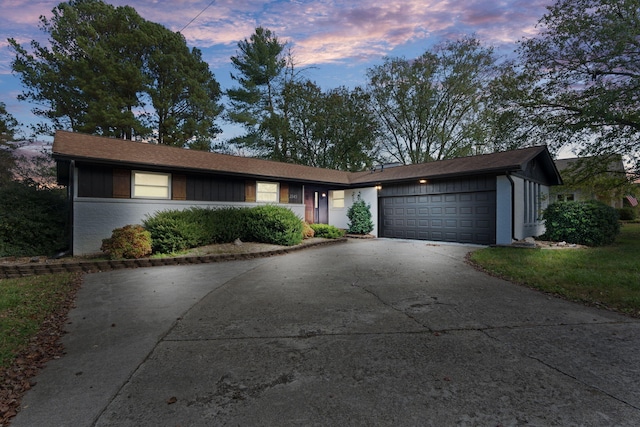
[1,0,553,141]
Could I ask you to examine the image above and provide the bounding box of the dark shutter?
[112,169,130,198]
[172,174,187,200]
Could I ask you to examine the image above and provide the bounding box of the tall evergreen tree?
[9,0,222,147]
[226,27,291,159]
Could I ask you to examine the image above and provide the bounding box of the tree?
[366,37,499,164]
[0,103,20,185]
[9,0,222,147]
[282,81,379,171]
[143,23,223,150]
[517,0,640,165]
[226,27,291,159]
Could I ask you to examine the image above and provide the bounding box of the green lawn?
[0,273,80,368]
[469,222,640,317]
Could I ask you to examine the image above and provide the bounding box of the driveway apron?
[11,239,640,426]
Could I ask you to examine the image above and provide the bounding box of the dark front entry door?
[304,187,328,224]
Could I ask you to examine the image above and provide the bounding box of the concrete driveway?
[12,239,640,426]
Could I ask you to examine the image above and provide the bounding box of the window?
[256,182,279,202]
[331,190,345,208]
[132,171,170,199]
[557,194,575,202]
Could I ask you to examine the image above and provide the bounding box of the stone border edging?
[0,238,348,279]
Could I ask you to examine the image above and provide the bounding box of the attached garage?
[378,176,496,245]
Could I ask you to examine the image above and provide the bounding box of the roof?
[52,130,562,186]
[52,130,352,185]
[350,145,561,185]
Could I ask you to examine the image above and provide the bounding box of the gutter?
[506,172,516,242]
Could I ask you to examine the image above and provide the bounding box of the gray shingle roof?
[52,130,561,186]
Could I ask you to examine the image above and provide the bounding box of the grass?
[0,272,79,368]
[469,222,640,317]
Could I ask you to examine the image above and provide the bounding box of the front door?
[304,187,329,224]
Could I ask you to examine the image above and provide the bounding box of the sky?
[0,0,554,144]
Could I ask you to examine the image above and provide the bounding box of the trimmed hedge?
[542,200,620,246]
[143,205,305,254]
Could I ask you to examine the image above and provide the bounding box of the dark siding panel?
[77,165,113,198]
[185,175,245,201]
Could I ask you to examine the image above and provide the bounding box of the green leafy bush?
[209,207,250,243]
[0,182,68,257]
[347,193,374,234]
[245,205,304,246]
[143,210,203,254]
[310,224,345,239]
[542,200,620,246]
[618,207,636,221]
[100,225,152,259]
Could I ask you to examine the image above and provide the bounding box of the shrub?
[303,222,315,239]
[245,205,304,246]
[347,193,374,235]
[618,207,637,221]
[209,207,250,243]
[0,181,68,257]
[542,200,620,246]
[143,210,203,254]
[101,225,152,259]
[310,224,345,239]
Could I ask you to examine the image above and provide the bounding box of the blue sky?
[1,0,553,142]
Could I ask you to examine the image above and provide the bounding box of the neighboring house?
[52,131,562,254]
[553,156,630,208]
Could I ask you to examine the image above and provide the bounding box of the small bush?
[618,207,637,221]
[303,222,315,239]
[101,225,152,259]
[310,224,345,239]
[347,193,374,234]
[542,200,620,246]
[245,205,304,246]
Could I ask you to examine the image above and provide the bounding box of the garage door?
[380,191,496,245]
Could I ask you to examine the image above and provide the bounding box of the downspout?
[506,172,516,242]
[68,160,75,255]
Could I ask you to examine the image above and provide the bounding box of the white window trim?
[256,181,279,203]
[132,171,171,199]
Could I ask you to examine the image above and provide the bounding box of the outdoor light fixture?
[375,185,382,190]
[321,192,326,198]
[419,179,427,184]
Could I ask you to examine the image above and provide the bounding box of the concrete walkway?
[11,239,640,426]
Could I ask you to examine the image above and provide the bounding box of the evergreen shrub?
[347,193,374,234]
[244,205,304,246]
[143,210,203,254]
[542,200,620,246]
